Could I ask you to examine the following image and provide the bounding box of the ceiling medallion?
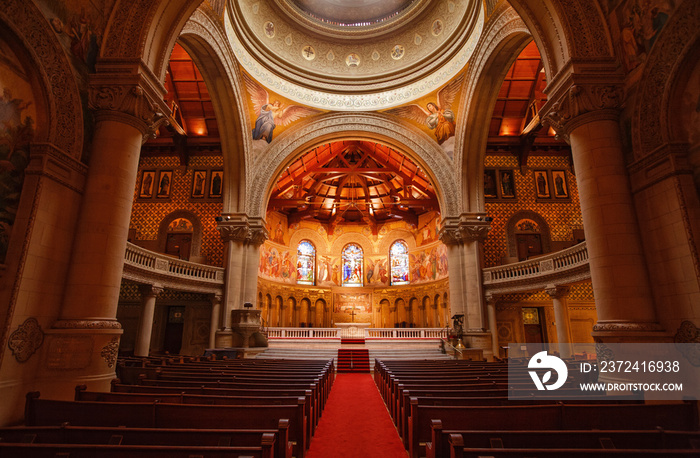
[414,34,422,45]
[391,45,405,60]
[264,21,275,38]
[302,45,316,60]
[346,53,361,67]
[372,50,381,61]
[285,34,293,45]
[431,19,443,36]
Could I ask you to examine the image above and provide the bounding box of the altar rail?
[482,241,590,295]
[265,327,447,339]
[122,242,225,294]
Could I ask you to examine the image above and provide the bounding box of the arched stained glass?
[296,240,315,285]
[390,240,410,285]
[342,243,363,287]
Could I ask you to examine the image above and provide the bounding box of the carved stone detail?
[51,320,122,330]
[542,83,623,141]
[545,284,570,298]
[8,317,44,363]
[102,0,156,59]
[553,0,612,58]
[139,284,164,298]
[592,321,664,332]
[674,320,700,367]
[101,337,121,369]
[439,220,491,245]
[88,82,167,138]
[218,218,270,246]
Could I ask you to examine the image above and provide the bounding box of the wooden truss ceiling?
[268,140,438,233]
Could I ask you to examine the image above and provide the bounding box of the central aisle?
[306,373,408,457]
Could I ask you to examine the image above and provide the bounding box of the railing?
[122,242,225,293]
[482,241,589,293]
[265,327,448,339]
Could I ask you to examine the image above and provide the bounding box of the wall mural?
[0,40,36,263]
[384,72,465,160]
[242,71,322,154]
[608,0,678,72]
[410,244,449,284]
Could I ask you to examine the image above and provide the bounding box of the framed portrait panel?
[209,170,223,197]
[156,170,173,198]
[483,169,497,198]
[534,170,550,198]
[499,169,516,198]
[552,170,568,198]
[139,170,155,198]
[191,170,207,198]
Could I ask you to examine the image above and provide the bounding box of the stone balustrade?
[264,327,448,339]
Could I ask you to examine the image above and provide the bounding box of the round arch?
[505,210,552,260]
[156,210,204,258]
[179,7,249,212]
[246,112,460,219]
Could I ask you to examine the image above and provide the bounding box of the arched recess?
[157,210,204,259]
[453,4,532,210]
[633,0,700,159]
[0,0,84,158]
[246,112,460,220]
[178,7,249,212]
[505,211,552,261]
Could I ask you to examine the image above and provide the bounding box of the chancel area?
[0,0,699,455]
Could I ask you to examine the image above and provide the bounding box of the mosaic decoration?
[483,155,582,268]
[296,240,315,285]
[342,243,364,286]
[130,155,223,267]
[390,240,410,285]
[8,317,43,363]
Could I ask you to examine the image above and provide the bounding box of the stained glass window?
[390,240,410,285]
[342,243,363,287]
[296,240,315,285]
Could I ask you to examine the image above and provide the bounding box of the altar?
[335,322,372,338]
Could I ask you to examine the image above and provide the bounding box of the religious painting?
[552,170,568,198]
[139,170,155,198]
[317,255,334,286]
[390,240,410,285]
[296,240,316,285]
[342,243,364,287]
[156,170,172,198]
[209,170,223,197]
[47,2,107,73]
[366,256,388,286]
[191,170,207,198]
[534,170,550,198]
[484,169,498,198]
[0,40,37,263]
[499,170,516,198]
[385,73,465,159]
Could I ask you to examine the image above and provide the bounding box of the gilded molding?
[8,317,44,363]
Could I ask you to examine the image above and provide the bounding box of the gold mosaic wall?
[483,154,583,267]
[130,155,224,266]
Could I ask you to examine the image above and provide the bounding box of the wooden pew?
[0,442,274,458]
[408,402,699,458]
[426,425,700,458]
[25,392,308,458]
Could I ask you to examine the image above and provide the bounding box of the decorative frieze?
[51,320,122,330]
[439,219,491,245]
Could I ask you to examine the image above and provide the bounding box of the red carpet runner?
[306,373,408,458]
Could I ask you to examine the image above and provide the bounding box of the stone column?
[47,67,168,392]
[440,216,493,356]
[134,285,163,357]
[485,293,500,359]
[545,285,572,358]
[208,294,222,349]
[543,79,664,342]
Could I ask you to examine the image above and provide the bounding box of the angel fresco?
[386,73,464,145]
[242,73,321,143]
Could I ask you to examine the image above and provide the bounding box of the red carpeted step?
[337,349,370,373]
[340,338,365,345]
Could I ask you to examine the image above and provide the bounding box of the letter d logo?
[528,351,568,391]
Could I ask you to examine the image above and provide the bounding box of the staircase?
[337,348,370,373]
[340,338,365,345]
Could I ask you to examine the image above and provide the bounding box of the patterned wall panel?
[483,154,583,267]
[130,155,224,266]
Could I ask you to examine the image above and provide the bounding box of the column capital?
[541,70,624,143]
[209,293,223,304]
[544,284,570,299]
[139,284,163,298]
[484,292,499,304]
[439,215,491,245]
[89,59,170,141]
[217,214,269,246]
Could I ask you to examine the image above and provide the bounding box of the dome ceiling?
[268,140,438,232]
[225,0,483,110]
